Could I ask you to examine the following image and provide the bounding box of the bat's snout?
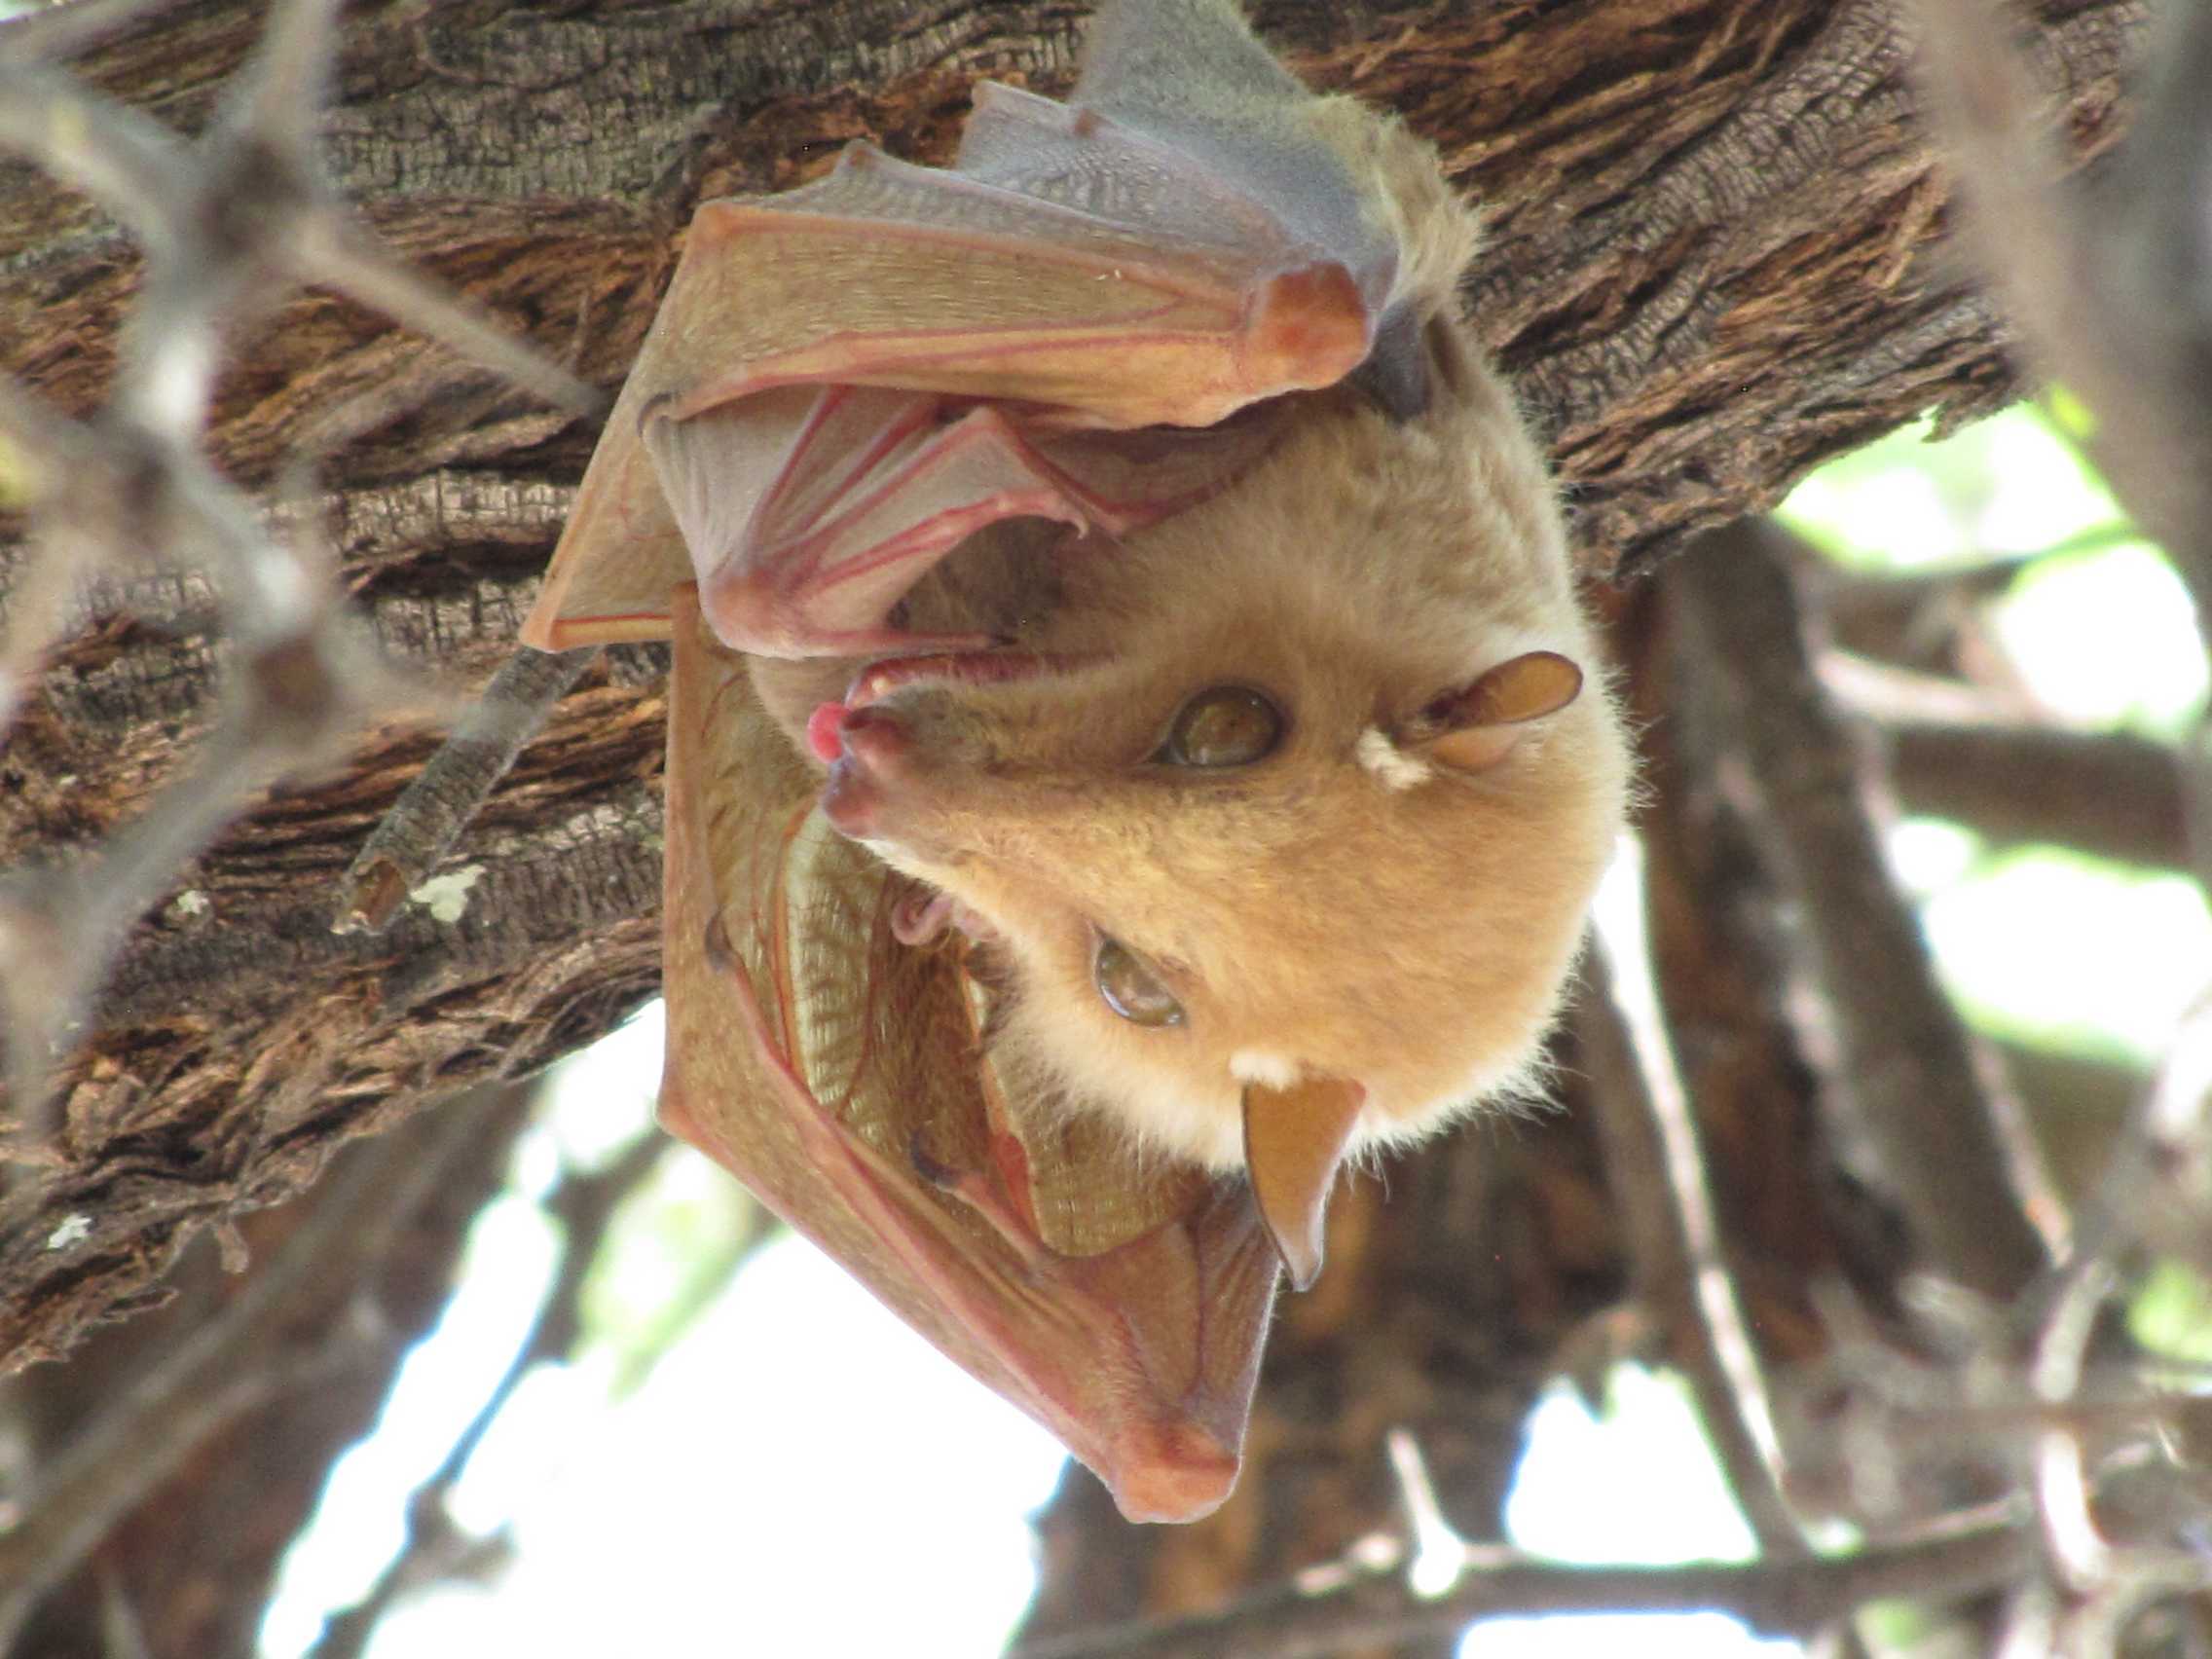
[818,705,908,839]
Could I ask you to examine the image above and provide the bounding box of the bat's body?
[767,347,1622,1174]
[524,0,1628,1520]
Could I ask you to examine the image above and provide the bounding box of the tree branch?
[1009,1521,2032,1659]
[305,1129,678,1659]
[1880,718,2187,870]
[1579,893,1805,1554]
[1667,519,2053,1300]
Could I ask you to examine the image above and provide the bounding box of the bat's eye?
[1094,937,1185,1027]
[1159,686,1282,768]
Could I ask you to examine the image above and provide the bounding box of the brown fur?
[750,98,1632,1170]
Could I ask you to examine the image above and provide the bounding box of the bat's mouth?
[804,649,1095,763]
[846,648,1093,709]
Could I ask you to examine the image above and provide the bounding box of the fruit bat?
[521,0,1630,1521]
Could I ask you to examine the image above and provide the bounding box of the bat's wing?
[523,60,1401,655]
[661,73,1388,425]
[649,387,1279,658]
[524,379,1277,655]
[657,587,1278,1521]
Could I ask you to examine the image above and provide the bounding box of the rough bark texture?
[0,0,2161,1646]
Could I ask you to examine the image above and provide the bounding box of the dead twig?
[0,0,596,1131]
[1579,855,1806,1556]
[1669,519,2055,1300]
[335,646,598,935]
[1010,1517,2032,1659]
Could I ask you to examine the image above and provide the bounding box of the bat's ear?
[1241,1075,1366,1292]
[1415,650,1584,773]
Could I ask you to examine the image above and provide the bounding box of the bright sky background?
[259,1009,1793,1659]
[253,402,2209,1656]
[1784,409,2212,1066]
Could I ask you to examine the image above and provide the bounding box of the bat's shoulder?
[1300,96,1481,323]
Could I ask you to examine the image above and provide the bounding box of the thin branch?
[305,1129,672,1659]
[2015,998,2212,1623]
[1875,716,2187,872]
[2029,994,2212,1331]
[1792,516,2151,700]
[1669,519,2053,1300]
[288,216,601,421]
[1009,1520,2034,1659]
[1815,651,2034,729]
[335,646,599,935]
[0,62,190,247]
[0,0,180,64]
[1816,643,2191,871]
[223,0,337,153]
[1579,844,1806,1556]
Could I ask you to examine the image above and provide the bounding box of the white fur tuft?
[1355,727,1433,792]
[1229,1048,1302,1088]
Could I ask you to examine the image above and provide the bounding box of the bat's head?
[779,379,1632,1287]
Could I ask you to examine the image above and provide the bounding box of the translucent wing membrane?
[657,593,1276,1522]
[522,76,1389,655]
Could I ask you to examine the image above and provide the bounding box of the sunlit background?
[253,403,2208,1656]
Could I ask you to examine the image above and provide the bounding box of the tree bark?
[0,0,2157,1642]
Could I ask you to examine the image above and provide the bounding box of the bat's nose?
[838,705,908,764]
[807,699,909,766]
[803,700,850,761]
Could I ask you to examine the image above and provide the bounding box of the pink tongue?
[806,702,849,762]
